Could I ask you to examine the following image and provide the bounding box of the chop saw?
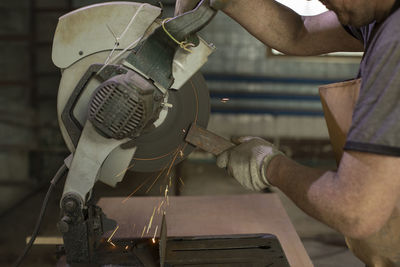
[52,1,217,265]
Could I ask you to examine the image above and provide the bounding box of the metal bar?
[185,124,235,156]
[25,236,63,245]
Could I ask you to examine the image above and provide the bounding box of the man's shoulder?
[374,8,400,45]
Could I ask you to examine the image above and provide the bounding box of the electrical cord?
[13,163,68,267]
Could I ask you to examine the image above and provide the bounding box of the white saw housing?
[52,2,215,192]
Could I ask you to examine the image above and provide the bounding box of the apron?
[319,79,400,267]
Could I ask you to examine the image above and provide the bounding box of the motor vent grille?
[89,81,145,139]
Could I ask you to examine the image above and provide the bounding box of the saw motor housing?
[88,71,163,140]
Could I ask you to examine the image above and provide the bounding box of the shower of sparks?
[121,175,154,203]
[122,143,181,203]
[147,207,157,234]
[145,166,168,194]
[107,225,119,243]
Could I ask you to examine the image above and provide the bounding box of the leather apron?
[319,79,400,267]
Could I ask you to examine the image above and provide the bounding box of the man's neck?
[375,0,397,22]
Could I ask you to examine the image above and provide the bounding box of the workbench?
[98,193,313,267]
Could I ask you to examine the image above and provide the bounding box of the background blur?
[0,0,364,266]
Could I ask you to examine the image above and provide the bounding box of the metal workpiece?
[185,123,235,156]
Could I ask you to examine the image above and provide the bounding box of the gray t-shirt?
[343,6,400,156]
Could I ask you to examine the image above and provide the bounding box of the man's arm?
[222,0,364,55]
[267,151,400,239]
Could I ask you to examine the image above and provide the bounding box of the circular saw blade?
[130,72,210,172]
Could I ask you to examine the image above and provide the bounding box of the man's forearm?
[266,154,393,239]
[222,0,306,55]
[221,0,363,55]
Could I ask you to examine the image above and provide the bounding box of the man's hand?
[174,0,231,16]
[216,137,284,191]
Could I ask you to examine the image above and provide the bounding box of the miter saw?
[51,0,216,265]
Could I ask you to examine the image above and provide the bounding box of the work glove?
[174,0,231,16]
[216,137,285,191]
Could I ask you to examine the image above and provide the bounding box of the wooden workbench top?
[98,193,313,267]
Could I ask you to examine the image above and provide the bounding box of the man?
[176,0,400,266]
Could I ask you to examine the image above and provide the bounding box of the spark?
[125,245,129,250]
[164,185,169,198]
[152,225,158,243]
[169,176,172,188]
[157,200,165,214]
[179,177,185,186]
[182,129,186,133]
[141,226,147,238]
[145,166,168,194]
[221,97,230,103]
[167,146,182,176]
[107,225,119,243]
[179,150,184,158]
[109,241,116,247]
[164,185,169,206]
[115,162,135,178]
[147,207,156,234]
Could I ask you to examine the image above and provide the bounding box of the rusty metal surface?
[185,123,235,156]
[97,194,313,267]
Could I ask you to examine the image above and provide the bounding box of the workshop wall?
[198,11,360,144]
[0,0,36,214]
[0,0,359,214]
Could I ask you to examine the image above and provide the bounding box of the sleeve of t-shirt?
[344,40,400,156]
